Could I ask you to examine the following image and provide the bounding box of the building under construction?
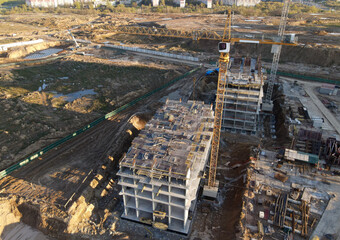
[118,100,214,234]
[222,57,264,135]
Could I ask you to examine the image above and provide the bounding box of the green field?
[0,0,24,8]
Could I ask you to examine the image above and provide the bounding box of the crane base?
[262,102,273,112]
[202,180,219,199]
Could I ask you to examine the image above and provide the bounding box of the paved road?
[280,76,340,137]
[304,85,340,136]
[310,174,340,240]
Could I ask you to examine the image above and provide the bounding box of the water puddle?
[52,89,97,102]
[328,33,340,36]
[24,48,63,59]
[244,19,261,22]
[37,80,49,91]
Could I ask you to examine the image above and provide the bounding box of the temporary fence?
[0,39,44,51]
[266,69,339,85]
[0,67,200,179]
[104,43,199,62]
[0,53,71,68]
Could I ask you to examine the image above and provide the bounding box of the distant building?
[25,0,74,7]
[223,0,260,6]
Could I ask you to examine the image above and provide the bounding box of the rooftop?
[227,57,263,86]
[120,100,214,180]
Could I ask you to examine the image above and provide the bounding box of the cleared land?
[0,10,339,240]
[0,53,185,170]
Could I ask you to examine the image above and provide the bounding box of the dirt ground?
[0,10,339,240]
[0,51,185,170]
[0,64,202,239]
[190,133,259,240]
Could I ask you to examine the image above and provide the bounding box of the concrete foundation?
[262,102,273,112]
[118,100,214,234]
[221,57,264,135]
[202,180,219,199]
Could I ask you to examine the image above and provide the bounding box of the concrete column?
[180,0,185,7]
[152,200,156,222]
[168,205,171,226]
[152,0,159,6]
[123,195,128,216]
[136,198,140,218]
[207,0,212,8]
[184,209,188,227]
[168,205,172,225]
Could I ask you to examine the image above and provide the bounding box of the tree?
[74,1,81,9]
[106,0,114,10]
[161,0,165,6]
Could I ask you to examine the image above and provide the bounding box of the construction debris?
[240,148,333,240]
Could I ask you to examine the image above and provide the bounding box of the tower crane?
[202,10,297,198]
[202,12,232,198]
[105,10,297,199]
[262,0,296,112]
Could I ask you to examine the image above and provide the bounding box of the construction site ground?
[1,12,340,76]
[241,150,340,240]
[0,62,201,239]
[0,10,339,240]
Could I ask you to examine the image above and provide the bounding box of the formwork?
[222,57,264,135]
[117,100,214,234]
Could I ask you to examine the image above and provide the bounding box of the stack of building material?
[284,149,319,165]
[319,84,337,96]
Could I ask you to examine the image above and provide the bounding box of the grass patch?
[0,0,24,6]
[0,86,29,97]
[0,38,24,44]
[324,0,340,10]
[13,60,171,95]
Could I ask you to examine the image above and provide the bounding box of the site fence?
[267,69,339,85]
[104,43,199,62]
[0,67,200,179]
[0,54,71,68]
[0,39,44,52]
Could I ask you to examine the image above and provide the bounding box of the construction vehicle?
[262,0,296,112]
